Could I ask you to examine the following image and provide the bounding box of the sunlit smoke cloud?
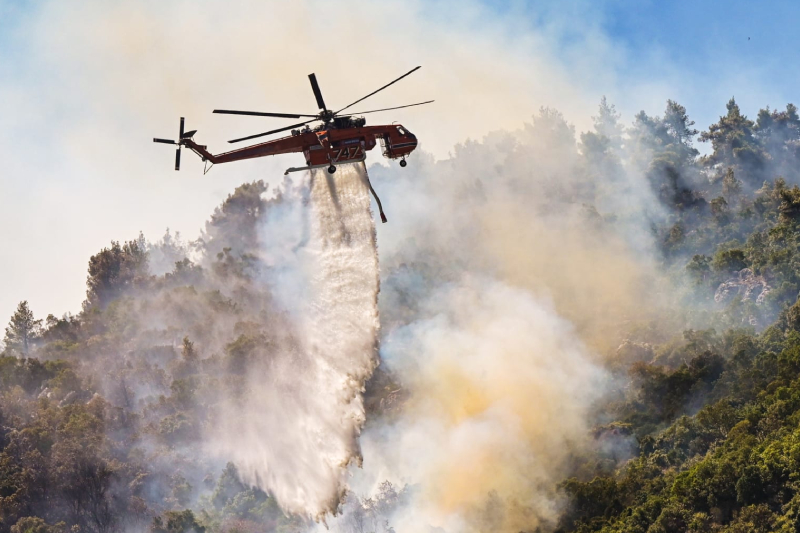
[355,277,608,533]
[316,108,668,532]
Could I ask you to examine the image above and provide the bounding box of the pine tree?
[756,103,800,148]
[580,97,626,198]
[700,98,766,179]
[756,103,800,180]
[4,301,42,356]
[582,96,624,156]
[664,99,699,147]
[722,167,742,199]
[594,96,625,150]
[84,238,149,309]
[181,336,197,361]
[628,100,701,210]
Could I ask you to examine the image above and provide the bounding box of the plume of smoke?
[206,164,380,518]
[355,277,608,533]
[372,109,668,354]
[320,108,669,533]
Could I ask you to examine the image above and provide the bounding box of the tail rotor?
[153,117,197,170]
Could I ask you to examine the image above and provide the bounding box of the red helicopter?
[153,67,432,222]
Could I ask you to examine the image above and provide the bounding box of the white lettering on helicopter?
[332,146,364,162]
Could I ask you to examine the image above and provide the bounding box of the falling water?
[211,162,381,519]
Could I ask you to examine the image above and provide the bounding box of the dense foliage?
[557,98,800,532]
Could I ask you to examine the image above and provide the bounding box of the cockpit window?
[396,126,407,135]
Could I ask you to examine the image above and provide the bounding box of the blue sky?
[0,0,799,319]
[601,0,799,83]
[3,0,799,127]
[482,0,800,123]
[0,1,32,52]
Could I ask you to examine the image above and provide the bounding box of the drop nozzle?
[365,174,388,224]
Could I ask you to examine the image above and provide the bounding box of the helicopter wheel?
[327,165,336,174]
[399,159,407,168]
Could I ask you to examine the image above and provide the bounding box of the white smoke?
[328,277,608,533]
[208,163,380,518]
[314,111,662,532]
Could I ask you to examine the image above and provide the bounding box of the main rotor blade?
[340,100,435,116]
[335,66,421,115]
[175,147,181,171]
[228,119,318,144]
[213,109,318,119]
[153,138,177,144]
[308,73,327,111]
[179,117,185,139]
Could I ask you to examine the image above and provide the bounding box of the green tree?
[581,97,624,165]
[686,255,712,284]
[755,103,800,179]
[202,181,270,259]
[700,98,766,181]
[52,405,116,533]
[664,99,700,148]
[10,517,65,533]
[4,301,42,356]
[181,336,197,362]
[591,96,624,151]
[712,249,747,273]
[85,239,149,309]
[212,462,247,510]
[630,101,702,210]
[722,167,743,200]
[152,510,205,533]
[710,196,730,224]
[778,184,800,222]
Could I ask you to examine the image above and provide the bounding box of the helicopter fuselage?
[183,123,417,172]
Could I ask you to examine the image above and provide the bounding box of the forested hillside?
[4,97,800,533]
[557,100,800,532]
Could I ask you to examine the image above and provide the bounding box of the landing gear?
[327,164,336,174]
[399,158,407,168]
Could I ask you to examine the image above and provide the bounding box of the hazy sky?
[1,0,798,320]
